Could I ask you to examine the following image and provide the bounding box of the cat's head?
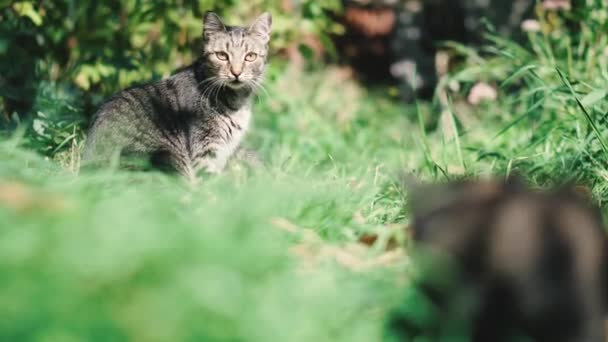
[201,12,272,90]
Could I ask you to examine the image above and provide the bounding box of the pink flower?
[521,19,541,33]
[542,0,571,10]
[468,82,497,106]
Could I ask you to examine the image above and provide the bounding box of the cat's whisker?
[249,79,269,99]
[197,76,217,87]
[199,85,214,106]
[214,81,227,106]
[200,78,224,106]
[206,80,220,105]
[242,83,260,104]
[209,82,223,106]
[246,83,264,105]
[256,83,269,97]
[199,77,219,103]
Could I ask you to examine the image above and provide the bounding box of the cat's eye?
[215,52,229,61]
[245,52,258,62]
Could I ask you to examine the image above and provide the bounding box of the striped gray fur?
[82,12,272,181]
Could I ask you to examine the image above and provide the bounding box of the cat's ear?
[248,12,272,44]
[203,11,226,40]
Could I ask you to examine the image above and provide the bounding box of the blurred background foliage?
[3,0,606,167]
[3,1,606,162]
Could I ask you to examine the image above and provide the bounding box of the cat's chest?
[191,105,251,173]
[215,106,251,147]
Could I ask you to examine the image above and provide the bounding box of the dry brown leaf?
[358,223,406,251]
[0,181,66,212]
[271,217,319,242]
[272,217,406,272]
[358,233,400,251]
[573,185,591,198]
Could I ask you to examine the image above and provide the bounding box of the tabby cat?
[82,12,271,181]
[388,177,608,342]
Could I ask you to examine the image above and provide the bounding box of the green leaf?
[32,119,46,136]
[297,44,314,61]
[12,2,43,26]
[0,39,8,54]
[500,64,538,88]
[318,33,337,60]
[557,68,608,157]
[581,89,606,107]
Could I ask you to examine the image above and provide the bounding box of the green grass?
[0,66,415,342]
[2,5,608,339]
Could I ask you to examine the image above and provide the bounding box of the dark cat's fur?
[82,12,271,181]
[389,177,608,342]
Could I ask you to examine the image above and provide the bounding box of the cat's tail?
[80,132,117,170]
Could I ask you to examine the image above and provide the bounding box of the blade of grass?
[51,133,77,155]
[445,95,465,171]
[556,67,608,157]
[494,95,544,139]
[500,64,539,88]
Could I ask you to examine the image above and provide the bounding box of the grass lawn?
[2,21,608,341]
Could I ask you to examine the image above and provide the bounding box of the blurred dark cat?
[82,12,271,181]
[388,177,608,342]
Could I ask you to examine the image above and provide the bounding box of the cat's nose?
[230,66,243,79]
